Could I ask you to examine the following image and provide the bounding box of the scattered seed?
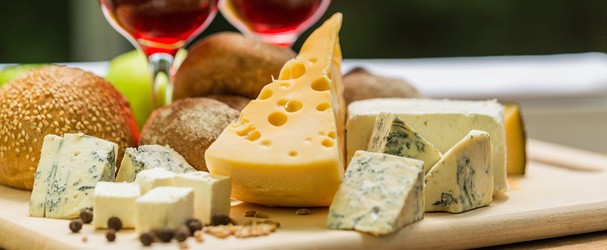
[244,210,256,217]
[194,230,204,243]
[254,213,268,219]
[106,229,116,242]
[79,209,93,224]
[107,217,123,231]
[296,208,311,215]
[82,234,88,243]
[140,232,153,247]
[69,219,82,233]
[179,241,189,249]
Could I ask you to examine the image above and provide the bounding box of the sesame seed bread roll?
[139,98,239,172]
[0,66,139,190]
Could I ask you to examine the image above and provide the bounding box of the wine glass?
[99,0,219,108]
[219,0,331,47]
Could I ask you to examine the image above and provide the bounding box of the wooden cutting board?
[1,140,607,250]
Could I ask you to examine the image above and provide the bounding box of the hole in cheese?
[289,151,298,157]
[316,103,330,111]
[309,57,318,64]
[311,77,330,91]
[246,131,261,141]
[278,100,303,113]
[236,123,255,136]
[261,140,272,146]
[321,138,334,147]
[259,89,273,100]
[268,112,287,127]
[318,131,325,136]
[279,82,291,88]
[291,63,306,79]
[327,131,336,139]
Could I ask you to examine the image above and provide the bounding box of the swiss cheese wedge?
[205,13,345,207]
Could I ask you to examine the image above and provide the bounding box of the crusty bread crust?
[0,66,139,190]
[139,98,239,172]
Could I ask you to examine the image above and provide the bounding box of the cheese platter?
[2,142,607,249]
[2,9,607,250]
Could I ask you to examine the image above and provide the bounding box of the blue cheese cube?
[116,145,196,182]
[29,133,118,219]
[135,168,176,194]
[175,172,231,225]
[425,130,493,213]
[327,151,424,236]
[367,112,442,174]
[93,182,141,228]
[135,187,194,233]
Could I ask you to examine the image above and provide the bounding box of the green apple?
[0,64,47,87]
[106,49,187,128]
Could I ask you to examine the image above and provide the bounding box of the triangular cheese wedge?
[367,112,442,174]
[425,130,493,213]
[205,13,345,207]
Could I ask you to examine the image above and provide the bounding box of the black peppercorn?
[69,219,82,233]
[79,209,93,224]
[107,217,123,231]
[186,218,203,235]
[154,227,174,243]
[211,214,231,226]
[175,226,189,242]
[140,232,153,246]
[106,229,116,242]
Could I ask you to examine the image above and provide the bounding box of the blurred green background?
[1,0,607,62]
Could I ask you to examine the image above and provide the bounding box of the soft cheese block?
[93,182,141,229]
[135,168,176,194]
[135,186,194,233]
[367,112,442,174]
[327,151,424,236]
[425,130,493,213]
[116,145,196,182]
[347,98,507,194]
[205,13,345,207]
[29,133,118,218]
[175,172,231,225]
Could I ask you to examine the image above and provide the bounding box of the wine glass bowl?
[99,0,219,108]
[220,0,331,47]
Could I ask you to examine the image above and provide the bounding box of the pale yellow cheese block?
[205,13,345,207]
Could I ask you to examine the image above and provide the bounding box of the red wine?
[100,0,218,55]
[224,0,326,35]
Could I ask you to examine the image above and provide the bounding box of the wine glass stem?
[148,53,175,109]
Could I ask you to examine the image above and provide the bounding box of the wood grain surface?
[1,141,607,249]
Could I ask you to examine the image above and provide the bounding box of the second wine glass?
[220,0,331,47]
[99,0,219,108]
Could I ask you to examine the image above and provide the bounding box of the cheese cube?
[29,133,118,219]
[93,182,141,228]
[347,98,507,194]
[425,130,493,213]
[175,172,231,225]
[135,187,194,233]
[135,168,176,194]
[116,145,196,182]
[367,112,442,174]
[205,14,345,207]
[327,151,424,236]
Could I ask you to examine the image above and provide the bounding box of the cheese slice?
[135,168,176,194]
[93,182,141,229]
[347,98,507,194]
[117,145,196,182]
[135,186,194,233]
[205,13,345,207]
[367,112,442,174]
[175,172,231,225]
[425,130,493,213]
[327,151,424,236]
[504,103,527,175]
[29,133,118,219]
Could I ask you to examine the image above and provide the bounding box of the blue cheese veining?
[29,133,118,219]
[327,151,424,236]
[367,112,442,174]
[116,145,196,182]
[425,130,493,213]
